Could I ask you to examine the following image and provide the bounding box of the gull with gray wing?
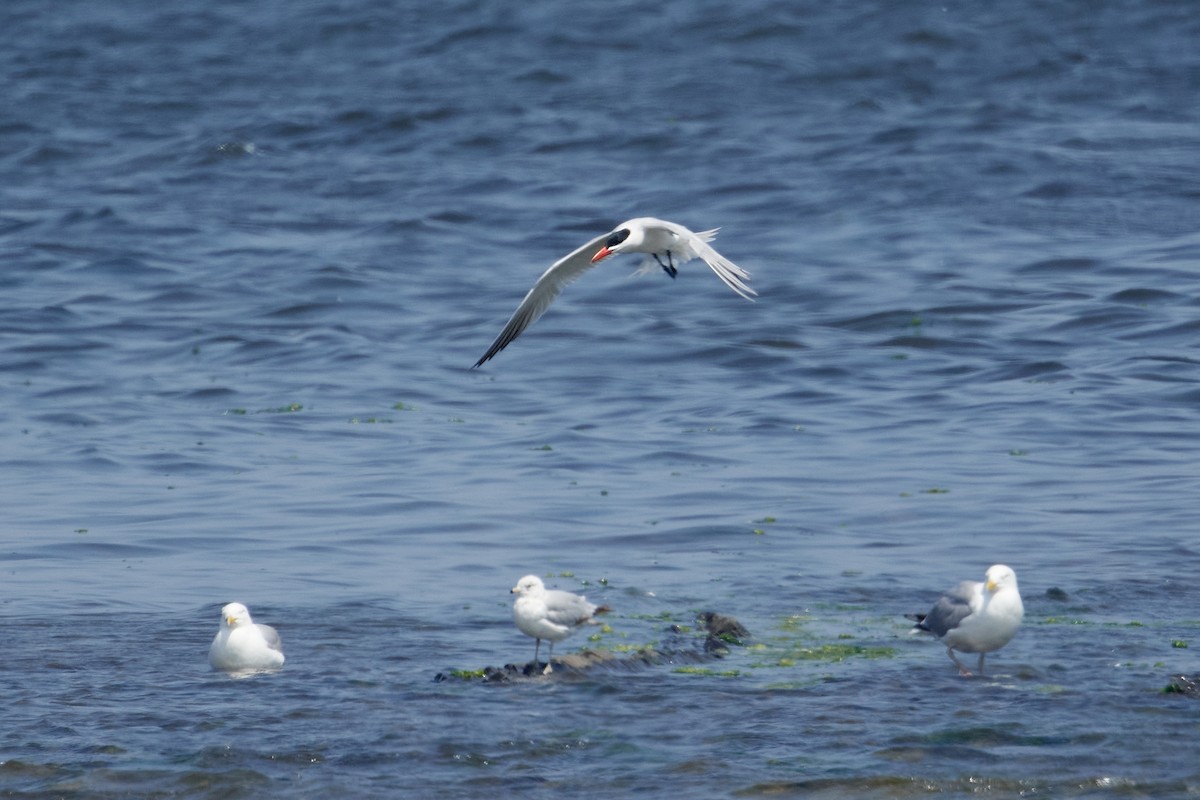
[907,564,1024,677]
[209,601,286,674]
[511,574,610,674]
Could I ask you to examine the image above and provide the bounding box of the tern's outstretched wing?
[473,231,610,367]
[693,241,756,299]
[678,226,757,301]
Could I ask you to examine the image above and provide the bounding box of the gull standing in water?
[473,217,755,367]
[907,564,1024,677]
[511,575,610,674]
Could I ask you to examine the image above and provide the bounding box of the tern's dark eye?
[605,229,630,248]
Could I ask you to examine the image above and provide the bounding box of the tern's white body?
[474,217,755,367]
[911,564,1023,677]
[209,601,285,673]
[511,574,609,674]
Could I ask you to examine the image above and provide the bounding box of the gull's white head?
[984,565,1018,593]
[220,602,253,629]
[590,221,643,263]
[511,575,546,596]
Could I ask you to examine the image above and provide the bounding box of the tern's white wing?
[674,225,757,301]
[473,231,610,368]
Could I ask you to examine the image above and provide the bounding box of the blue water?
[3,0,1200,797]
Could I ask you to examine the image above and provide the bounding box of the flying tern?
[472,217,755,367]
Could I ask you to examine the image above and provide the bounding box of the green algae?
[744,612,899,670]
[448,668,487,680]
[673,666,741,678]
[226,403,303,415]
[763,643,896,668]
[265,403,303,413]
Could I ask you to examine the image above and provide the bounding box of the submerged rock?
[1163,675,1200,697]
[435,647,675,684]
[435,611,750,683]
[700,611,751,646]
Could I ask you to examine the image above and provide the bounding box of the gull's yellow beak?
[225,615,238,626]
[986,579,998,592]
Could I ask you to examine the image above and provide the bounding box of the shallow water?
[3,0,1200,797]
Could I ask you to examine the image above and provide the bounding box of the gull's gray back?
[543,589,596,627]
[920,581,978,637]
[256,623,283,652]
